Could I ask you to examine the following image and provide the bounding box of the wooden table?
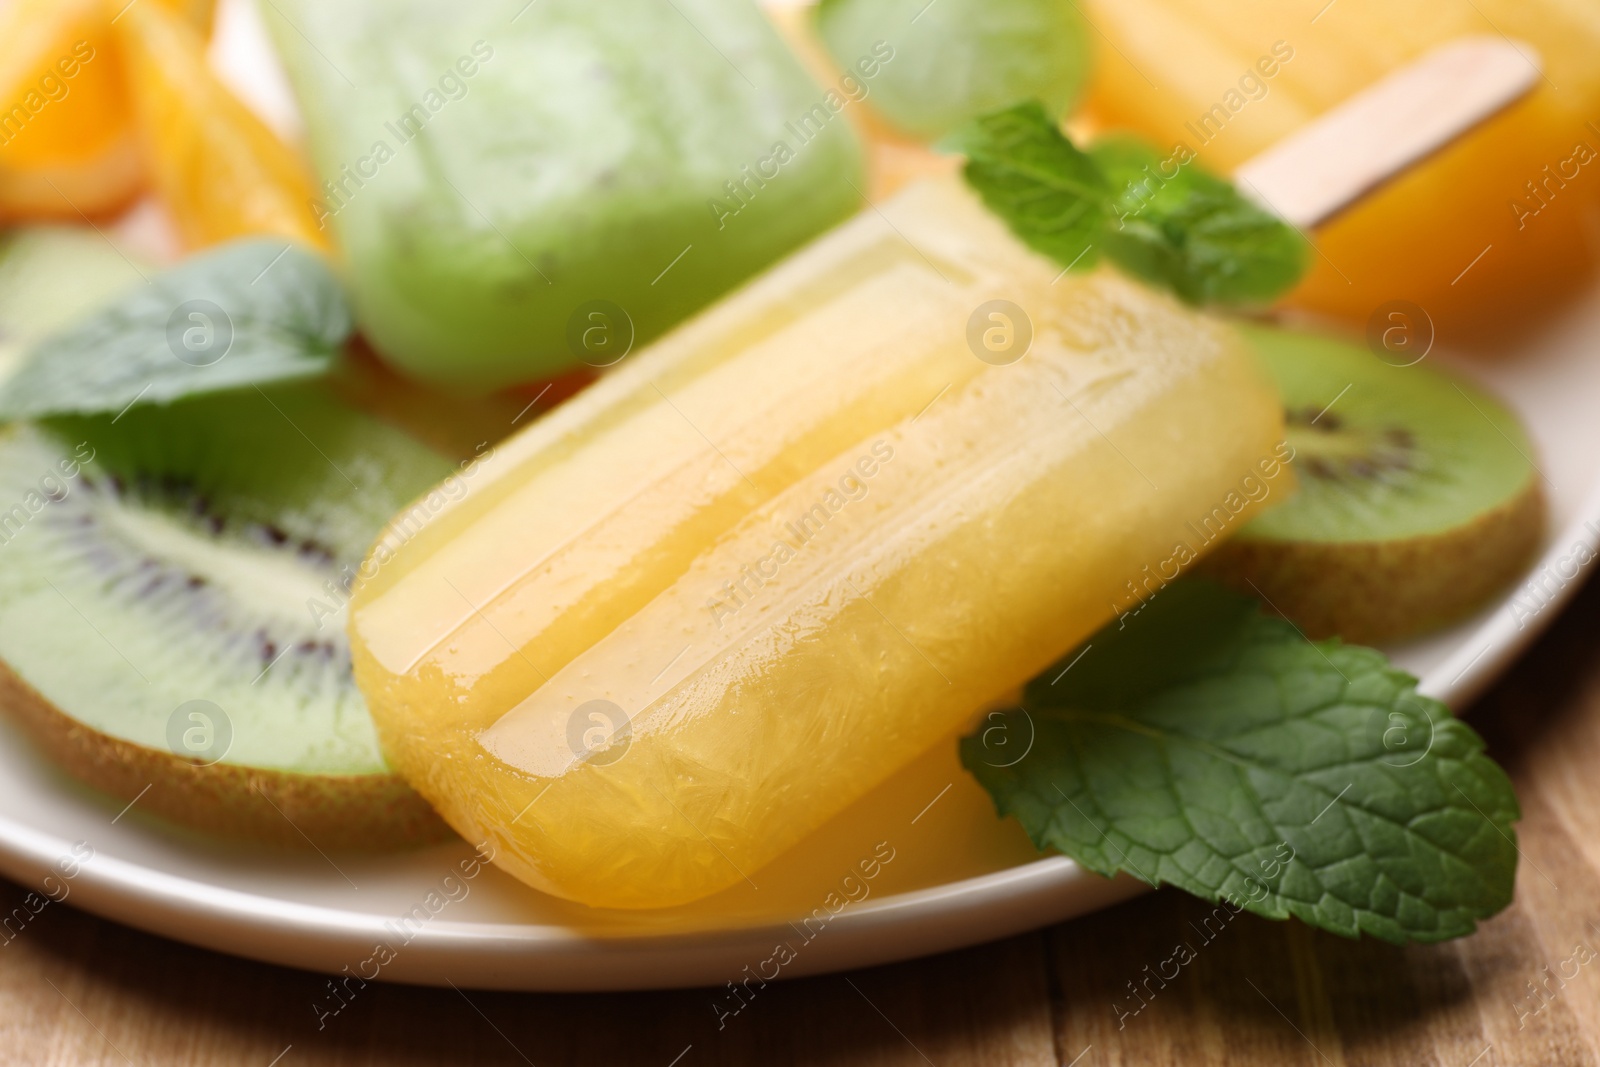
[5,579,1600,1067]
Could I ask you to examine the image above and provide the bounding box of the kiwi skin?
[0,660,454,851]
[1205,476,1544,645]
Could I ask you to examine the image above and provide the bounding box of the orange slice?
[0,0,141,220]
[113,0,327,251]
[1079,0,1600,345]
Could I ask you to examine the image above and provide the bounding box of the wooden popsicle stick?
[1233,36,1541,229]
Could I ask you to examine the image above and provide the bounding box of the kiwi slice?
[0,386,460,848]
[1205,324,1543,644]
[0,227,145,384]
[0,231,458,848]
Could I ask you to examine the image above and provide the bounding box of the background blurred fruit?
[114,0,326,251]
[157,0,217,34]
[0,0,139,221]
[0,0,214,223]
[1080,0,1600,345]
[812,0,1092,141]
[264,0,863,391]
[766,1,960,201]
[0,226,143,382]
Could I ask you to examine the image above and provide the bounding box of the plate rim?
[0,475,1594,989]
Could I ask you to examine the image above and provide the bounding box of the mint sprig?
[0,239,349,422]
[961,580,1519,944]
[1092,136,1309,305]
[947,103,1308,306]
[944,100,1108,271]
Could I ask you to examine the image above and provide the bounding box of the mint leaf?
[0,239,350,422]
[947,104,1308,306]
[944,101,1108,270]
[961,580,1519,944]
[1091,136,1308,306]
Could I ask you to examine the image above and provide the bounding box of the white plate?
[2,294,1597,994]
[2,1,1599,993]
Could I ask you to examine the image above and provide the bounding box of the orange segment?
[1294,86,1600,348]
[113,0,328,251]
[1079,0,1600,345]
[0,0,216,222]
[0,0,139,220]
[156,0,218,36]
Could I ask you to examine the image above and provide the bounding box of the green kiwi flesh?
[1206,324,1543,644]
[0,232,454,848]
[0,392,459,848]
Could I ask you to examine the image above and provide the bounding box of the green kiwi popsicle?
[263,0,865,391]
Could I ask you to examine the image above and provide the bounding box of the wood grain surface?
[5,575,1600,1066]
